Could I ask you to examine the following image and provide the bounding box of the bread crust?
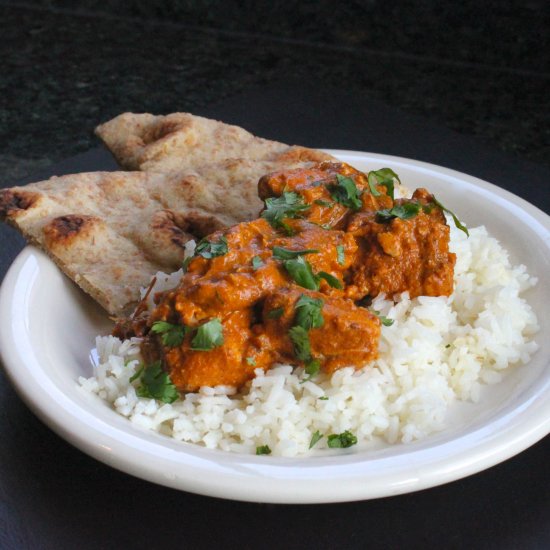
[2,113,336,315]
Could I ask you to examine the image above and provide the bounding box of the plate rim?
[1,150,549,503]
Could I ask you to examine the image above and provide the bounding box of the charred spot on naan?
[177,210,235,238]
[43,215,103,249]
[0,189,41,218]
[142,118,184,146]
[150,210,193,249]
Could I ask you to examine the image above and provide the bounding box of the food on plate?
[116,161,456,392]
[0,116,334,315]
[95,112,333,173]
[81,161,539,456]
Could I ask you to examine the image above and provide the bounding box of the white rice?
[79,222,539,456]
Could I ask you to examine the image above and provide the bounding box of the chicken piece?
[258,161,392,229]
[346,189,456,299]
[147,218,359,390]
[258,289,380,374]
[152,218,357,324]
[162,310,259,391]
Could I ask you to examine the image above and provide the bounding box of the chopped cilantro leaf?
[432,196,469,237]
[314,199,334,207]
[309,430,323,449]
[318,271,343,289]
[302,359,320,382]
[367,173,382,196]
[182,256,193,272]
[191,318,224,351]
[267,307,285,319]
[151,320,187,347]
[294,294,324,330]
[284,256,320,290]
[376,202,421,222]
[327,174,362,210]
[372,310,394,327]
[261,192,310,233]
[288,325,312,361]
[368,168,400,200]
[251,255,264,270]
[195,235,228,259]
[272,246,319,260]
[319,396,329,400]
[336,245,345,266]
[327,430,358,448]
[256,445,271,455]
[129,364,144,383]
[246,356,257,366]
[135,361,179,404]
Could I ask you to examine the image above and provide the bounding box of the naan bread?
[1,158,334,315]
[95,112,332,173]
[1,113,335,314]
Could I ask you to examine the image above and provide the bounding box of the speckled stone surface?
[0,2,549,186]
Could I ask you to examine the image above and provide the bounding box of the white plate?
[1,151,549,504]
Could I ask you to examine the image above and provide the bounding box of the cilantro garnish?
[367,174,382,196]
[288,325,312,361]
[182,256,193,272]
[272,246,319,260]
[294,294,324,330]
[314,199,334,207]
[301,359,320,383]
[251,255,264,270]
[309,430,323,449]
[432,196,469,237]
[151,320,188,347]
[256,445,272,455]
[129,364,144,383]
[368,168,400,200]
[319,396,329,400]
[327,430,358,448]
[372,310,394,327]
[267,307,285,319]
[135,361,179,404]
[195,235,228,259]
[318,271,343,289]
[191,318,224,351]
[336,245,345,266]
[261,192,310,234]
[283,257,343,291]
[376,202,421,222]
[246,356,256,366]
[283,256,320,290]
[327,174,362,210]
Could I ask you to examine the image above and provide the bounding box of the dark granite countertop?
[1,1,549,186]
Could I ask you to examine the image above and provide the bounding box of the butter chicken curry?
[116,162,458,392]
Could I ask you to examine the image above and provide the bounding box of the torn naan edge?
[1,156,333,315]
[95,112,334,173]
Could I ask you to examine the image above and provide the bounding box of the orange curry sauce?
[126,162,456,391]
